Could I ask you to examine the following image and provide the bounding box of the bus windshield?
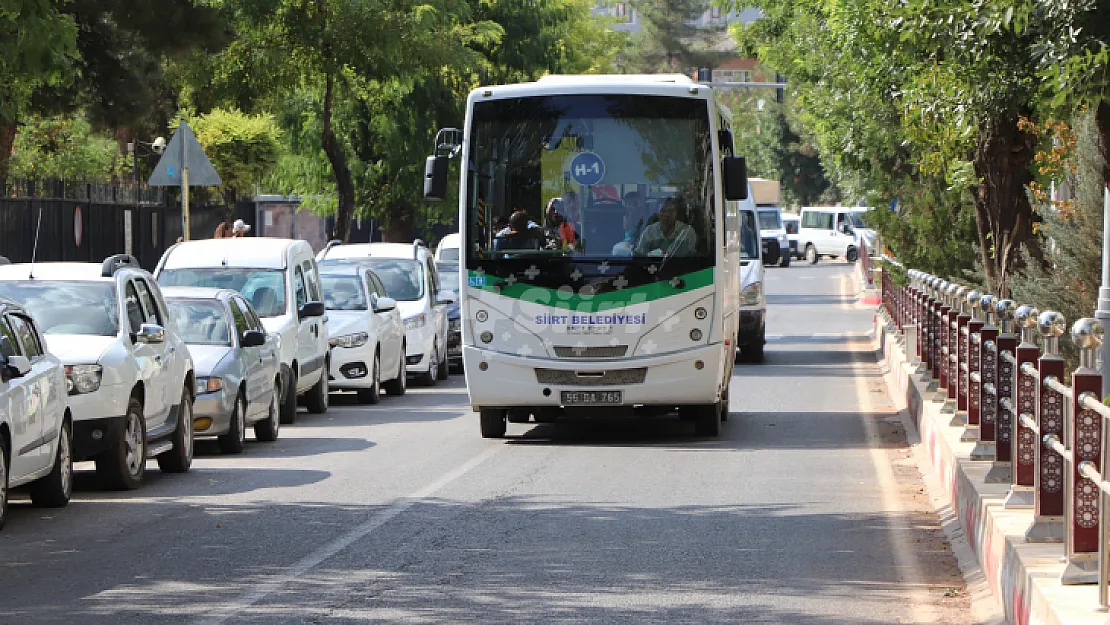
[466,94,714,266]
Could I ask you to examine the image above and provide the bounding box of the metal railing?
[882,267,1110,609]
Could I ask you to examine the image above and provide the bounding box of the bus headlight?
[741,282,762,306]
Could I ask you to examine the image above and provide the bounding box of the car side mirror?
[840,223,854,235]
[0,353,30,382]
[436,290,457,306]
[299,301,326,319]
[723,156,749,201]
[135,323,165,344]
[373,296,397,313]
[240,329,266,348]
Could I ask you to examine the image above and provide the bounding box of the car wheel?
[742,327,766,363]
[358,352,381,404]
[254,378,281,442]
[417,345,438,387]
[219,393,247,454]
[305,366,329,414]
[0,436,9,530]
[779,252,791,268]
[806,244,818,264]
[280,371,297,424]
[97,397,146,490]
[383,345,407,396]
[480,408,507,438]
[157,386,194,473]
[846,246,859,263]
[29,419,73,507]
[691,403,721,436]
[436,344,450,380]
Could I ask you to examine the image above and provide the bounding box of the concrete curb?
[873,312,1110,625]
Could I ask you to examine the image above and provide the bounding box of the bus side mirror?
[424,155,449,201]
[723,156,748,201]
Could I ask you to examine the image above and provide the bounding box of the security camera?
[152,137,167,154]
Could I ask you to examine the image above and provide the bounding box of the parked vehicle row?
[0,237,459,530]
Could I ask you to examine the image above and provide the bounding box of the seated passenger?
[635,198,695,257]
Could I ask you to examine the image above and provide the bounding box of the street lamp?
[126,137,166,255]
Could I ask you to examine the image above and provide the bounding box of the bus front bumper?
[461,344,725,409]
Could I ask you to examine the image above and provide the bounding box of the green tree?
[8,114,120,182]
[0,0,77,180]
[622,0,725,72]
[184,108,283,214]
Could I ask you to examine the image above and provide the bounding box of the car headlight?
[329,332,369,349]
[404,313,426,330]
[65,364,103,395]
[741,282,762,306]
[196,377,223,395]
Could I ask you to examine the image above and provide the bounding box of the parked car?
[0,255,196,490]
[163,288,282,453]
[156,238,330,424]
[782,214,801,260]
[318,262,406,403]
[434,232,461,263]
[738,204,767,363]
[757,207,791,268]
[0,298,73,529]
[318,242,456,386]
[435,261,462,372]
[798,206,869,264]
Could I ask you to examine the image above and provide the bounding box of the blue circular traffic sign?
[569,152,605,185]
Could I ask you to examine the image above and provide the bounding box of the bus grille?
[534,368,648,386]
[552,345,629,358]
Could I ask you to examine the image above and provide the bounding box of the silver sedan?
[163,287,281,453]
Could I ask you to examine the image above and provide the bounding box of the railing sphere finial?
[1070,318,1105,350]
[1038,311,1067,338]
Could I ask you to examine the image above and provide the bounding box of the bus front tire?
[480,409,507,438]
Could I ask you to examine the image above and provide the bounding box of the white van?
[434,233,461,263]
[155,238,330,423]
[738,204,766,362]
[797,206,868,264]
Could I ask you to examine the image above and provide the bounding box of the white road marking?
[195,444,503,625]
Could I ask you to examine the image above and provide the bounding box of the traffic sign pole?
[182,135,190,241]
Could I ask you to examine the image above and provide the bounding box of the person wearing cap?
[232,219,252,237]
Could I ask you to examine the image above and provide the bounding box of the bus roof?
[470,74,712,102]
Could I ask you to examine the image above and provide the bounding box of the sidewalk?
[869,298,1110,625]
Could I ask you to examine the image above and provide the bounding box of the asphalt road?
[0,260,968,624]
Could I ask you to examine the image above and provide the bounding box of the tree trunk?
[382,200,414,242]
[972,112,1041,298]
[0,120,18,184]
[321,72,356,243]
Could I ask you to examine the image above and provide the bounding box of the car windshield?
[849,212,870,228]
[758,210,782,230]
[166,299,231,346]
[740,211,759,260]
[0,281,118,336]
[466,94,714,264]
[159,268,287,317]
[436,264,460,297]
[320,275,367,311]
[365,259,424,302]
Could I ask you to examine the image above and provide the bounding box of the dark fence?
[2,178,251,271]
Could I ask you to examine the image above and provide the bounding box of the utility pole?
[1096,186,1110,399]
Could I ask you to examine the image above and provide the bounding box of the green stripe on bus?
[466,267,714,312]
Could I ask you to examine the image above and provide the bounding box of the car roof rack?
[0,256,9,265]
[320,239,343,260]
[412,239,425,259]
[102,254,140,277]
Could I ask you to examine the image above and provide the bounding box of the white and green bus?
[424,74,753,438]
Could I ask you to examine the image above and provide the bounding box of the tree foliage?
[183,108,283,210]
[8,114,120,181]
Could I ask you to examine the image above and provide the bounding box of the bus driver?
[635,198,695,257]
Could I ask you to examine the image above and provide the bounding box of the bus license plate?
[566,324,612,335]
[561,390,622,405]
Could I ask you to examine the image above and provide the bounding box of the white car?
[757,206,791,268]
[782,214,801,259]
[0,297,73,529]
[319,262,407,403]
[434,232,461,263]
[156,238,331,424]
[0,256,196,490]
[319,242,456,386]
[798,206,870,264]
[738,205,767,362]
